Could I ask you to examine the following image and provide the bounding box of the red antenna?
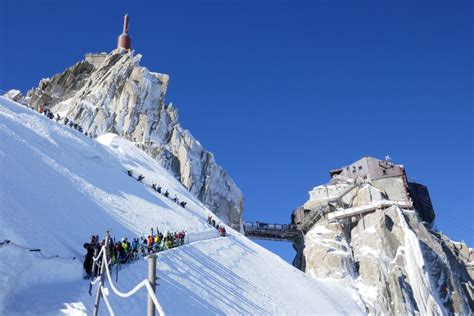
[123,14,129,34]
[117,14,131,50]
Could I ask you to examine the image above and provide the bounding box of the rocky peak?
[23,50,244,230]
[295,158,473,315]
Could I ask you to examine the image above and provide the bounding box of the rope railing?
[90,232,165,316]
[0,239,78,261]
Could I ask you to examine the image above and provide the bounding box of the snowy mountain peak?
[295,159,474,315]
[22,50,244,230]
[0,96,364,315]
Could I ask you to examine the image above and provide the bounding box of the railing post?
[88,247,99,296]
[93,233,110,316]
[92,248,98,277]
[147,254,157,316]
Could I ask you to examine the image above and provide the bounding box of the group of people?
[38,105,92,137]
[207,215,227,237]
[83,214,230,278]
[127,169,188,208]
[82,228,187,279]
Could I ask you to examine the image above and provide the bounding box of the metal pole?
[89,247,99,296]
[147,254,157,316]
[93,257,103,316]
[92,248,98,277]
[93,233,110,316]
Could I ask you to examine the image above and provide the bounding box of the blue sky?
[1,0,472,263]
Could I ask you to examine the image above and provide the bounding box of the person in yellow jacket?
[122,239,129,254]
[154,235,161,252]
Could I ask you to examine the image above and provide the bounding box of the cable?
[0,239,77,261]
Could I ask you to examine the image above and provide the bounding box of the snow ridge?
[0,97,363,315]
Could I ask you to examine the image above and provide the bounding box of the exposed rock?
[300,178,473,315]
[25,50,244,230]
[3,90,26,105]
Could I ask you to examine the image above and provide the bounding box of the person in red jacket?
[39,105,44,113]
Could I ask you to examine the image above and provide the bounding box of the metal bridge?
[243,222,301,242]
[243,207,328,242]
[244,200,412,242]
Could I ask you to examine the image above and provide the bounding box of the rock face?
[300,178,473,315]
[24,50,244,230]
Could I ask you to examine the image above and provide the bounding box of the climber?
[157,186,162,194]
[172,195,179,203]
[208,215,212,225]
[164,190,169,198]
[219,226,226,237]
[55,113,61,122]
[212,219,216,227]
[180,201,187,208]
[140,237,147,256]
[147,235,154,253]
[137,175,145,182]
[39,105,44,113]
[154,234,161,252]
[152,183,157,190]
[64,117,69,125]
[127,169,133,177]
[131,238,139,260]
[83,238,96,279]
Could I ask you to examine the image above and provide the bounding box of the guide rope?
[0,239,78,261]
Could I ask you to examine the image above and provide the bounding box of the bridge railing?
[244,222,298,232]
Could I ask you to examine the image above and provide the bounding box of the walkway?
[243,222,300,242]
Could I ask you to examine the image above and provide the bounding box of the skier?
[219,226,226,237]
[83,238,96,279]
[147,235,154,253]
[140,237,147,256]
[154,234,161,252]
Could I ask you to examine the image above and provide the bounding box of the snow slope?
[0,96,364,315]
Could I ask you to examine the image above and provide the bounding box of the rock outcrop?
[23,50,244,229]
[299,176,473,315]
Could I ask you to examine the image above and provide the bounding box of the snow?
[0,97,363,315]
[395,208,444,315]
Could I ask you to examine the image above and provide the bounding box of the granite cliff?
[22,50,244,230]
